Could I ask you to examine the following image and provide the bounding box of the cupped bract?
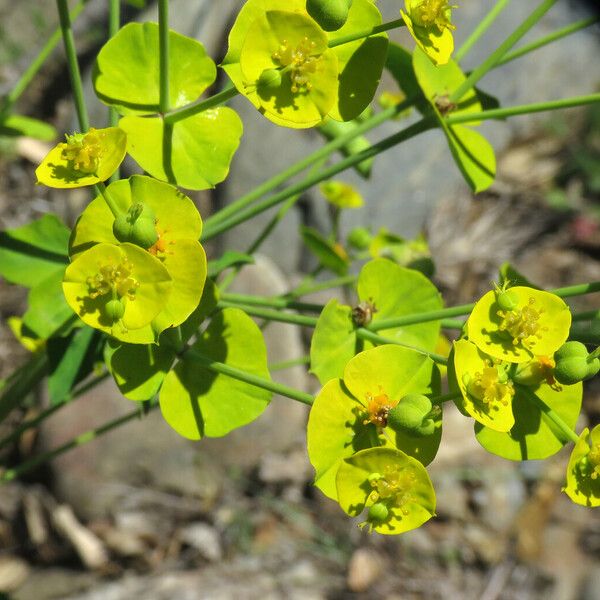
[564,425,600,507]
[336,447,436,535]
[62,242,172,339]
[36,127,126,188]
[467,287,571,364]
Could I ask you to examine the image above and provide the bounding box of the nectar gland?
[363,387,398,428]
[272,37,320,93]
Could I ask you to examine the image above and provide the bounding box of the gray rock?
[179,522,223,562]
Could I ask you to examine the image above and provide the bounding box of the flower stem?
[327,17,405,49]
[56,0,89,130]
[158,0,170,114]
[187,350,314,406]
[163,87,238,124]
[518,385,579,444]
[270,356,311,371]
[0,0,87,119]
[217,302,319,327]
[288,274,357,298]
[96,181,121,218]
[450,0,558,103]
[220,293,323,313]
[495,16,600,67]
[430,391,461,405]
[454,0,512,62]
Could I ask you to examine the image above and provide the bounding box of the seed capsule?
[105,298,125,322]
[367,501,389,523]
[306,0,353,32]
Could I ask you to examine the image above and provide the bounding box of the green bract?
[70,175,207,344]
[336,447,436,535]
[36,127,126,188]
[159,308,271,439]
[119,108,243,191]
[94,22,216,115]
[412,47,496,193]
[307,344,441,500]
[401,0,455,66]
[452,339,515,432]
[564,426,600,508]
[62,242,172,341]
[310,258,443,384]
[319,180,363,208]
[467,287,571,363]
[222,0,388,128]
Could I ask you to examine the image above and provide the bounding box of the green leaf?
[336,447,436,535]
[498,263,538,289]
[0,114,56,141]
[22,267,74,339]
[47,327,96,405]
[564,426,600,507]
[385,43,428,114]
[476,382,582,460]
[93,22,216,115]
[300,226,349,275]
[0,214,69,287]
[159,308,271,439]
[207,251,254,278]
[310,258,443,385]
[119,109,243,191]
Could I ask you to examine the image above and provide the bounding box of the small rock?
[0,556,29,593]
[179,522,223,562]
[258,449,312,484]
[347,548,384,593]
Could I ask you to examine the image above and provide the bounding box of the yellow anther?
[363,387,397,427]
[412,0,457,32]
[497,297,547,349]
[589,443,600,480]
[86,258,140,301]
[60,128,105,174]
[370,465,416,514]
[271,36,321,94]
[468,362,514,408]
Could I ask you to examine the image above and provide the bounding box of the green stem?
[495,16,600,67]
[450,0,558,103]
[202,118,435,240]
[217,302,319,327]
[0,0,87,118]
[204,97,414,229]
[518,385,579,444]
[287,274,357,298]
[56,0,89,130]
[220,293,323,313]
[270,355,311,371]
[163,87,238,124]
[158,0,170,114]
[454,0,512,62]
[187,350,314,406]
[573,310,600,322]
[552,281,600,299]
[327,17,405,49]
[107,0,120,182]
[355,329,448,365]
[0,372,109,453]
[96,181,121,218]
[441,319,466,330]
[446,94,600,125]
[1,405,147,483]
[430,391,461,405]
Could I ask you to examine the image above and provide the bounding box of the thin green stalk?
[450,0,558,103]
[327,17,405,48]
[56,0,89,130]
[552,281,600,299]
[496,16,600,67]
[107,0,120,182]
[202,118,435,240]
[270,356,311,371]
[221,293,323,313]
[356,328,448,365]
[1,405,147,483]
[0,372,109,453]
[287,274,357,298]
[163,87,238,124]
[573,310,600,322]
[217,302,319,327]
[430,391,461,405]
[518,385,579,444]
[0,0,87,118]
[447,94,600,126]
[96,181,121,218]
[204,98,414,229]
[441,319,466,330]
[187,350,314,406]
[454,0,512,62]
[158,0,170,114]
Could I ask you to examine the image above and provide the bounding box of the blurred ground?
[1,1,600,599]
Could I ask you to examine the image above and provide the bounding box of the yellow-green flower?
[401,0,456,66]
[36,127,126,188]
[336,447,436,535]
[319,180,363,208]
[63,242,172,340]
[69,175,207,344]
[564,425,600,507]
[467,286,571,364]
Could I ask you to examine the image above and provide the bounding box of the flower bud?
[387,393,435,437]
[347,227,372,250]
[306,0,353,31]
[367,501,389,523]
[496,289,519,311]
